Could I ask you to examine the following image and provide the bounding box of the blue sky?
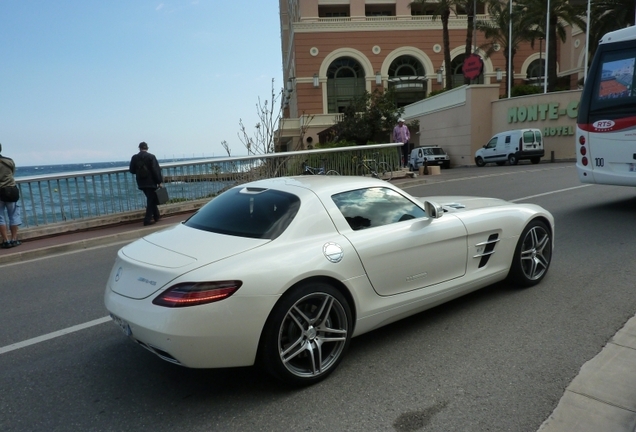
[0,1,283,166]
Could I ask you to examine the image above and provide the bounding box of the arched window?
[526,59,545,85]
[451,54,484,87]
[388,55,427,107]
[327,57,366,113]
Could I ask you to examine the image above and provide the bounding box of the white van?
[408,146,451,170]
[475,129,544,167]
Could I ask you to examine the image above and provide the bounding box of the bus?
[576,26,636,186]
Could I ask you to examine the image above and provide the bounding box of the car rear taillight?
[153,281,242,307]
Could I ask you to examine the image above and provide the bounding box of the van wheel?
[475,157,485,167]
[508,154,518,165]
[531,157,540,164]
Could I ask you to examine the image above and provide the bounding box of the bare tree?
[238,78,283,155]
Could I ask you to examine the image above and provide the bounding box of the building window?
[365,5,395,16]
[388,55,427,107]
[319,6,349,17]
[526,59,546,85]
[327,57,366,113]
[456,2,486,15]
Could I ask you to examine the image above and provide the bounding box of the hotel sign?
[507,100,579,136]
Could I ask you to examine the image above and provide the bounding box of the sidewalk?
[0,211,195,265]
[1,170,635,431]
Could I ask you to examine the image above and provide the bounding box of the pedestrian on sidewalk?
[392,118,410,168]
[129,142,163,226]
[0,143,22,248]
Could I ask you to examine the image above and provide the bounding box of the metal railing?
[15,143,401,228]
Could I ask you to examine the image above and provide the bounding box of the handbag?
[0,185,19,203]
[155,187,169,205]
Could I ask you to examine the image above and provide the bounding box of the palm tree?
[459,0,476,85]
[588,0,635,58]
[476,1,534,95]
[518,0,586,91]
[411,0,458,90]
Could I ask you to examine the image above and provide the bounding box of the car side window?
[486,137,497,148]
[332,187,426,231]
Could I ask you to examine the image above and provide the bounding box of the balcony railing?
[15,144,401,229]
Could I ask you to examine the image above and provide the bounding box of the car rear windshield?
[184,187,300,239]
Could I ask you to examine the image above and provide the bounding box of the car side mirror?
[424,200,444,219]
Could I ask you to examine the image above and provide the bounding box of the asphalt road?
[1,162,635,432]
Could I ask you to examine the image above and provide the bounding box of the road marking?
[510,184,592,202]
[0,316,111,355]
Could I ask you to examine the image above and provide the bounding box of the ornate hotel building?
[277,0,587,151]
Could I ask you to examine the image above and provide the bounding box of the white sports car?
[105,176,553,385]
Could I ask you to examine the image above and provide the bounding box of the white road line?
[510,184,592,202]
[0,316,112,355]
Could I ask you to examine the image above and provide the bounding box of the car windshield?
[184,187,300,239]
[423,148,445,155]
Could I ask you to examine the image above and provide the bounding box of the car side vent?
[474,234,500,268]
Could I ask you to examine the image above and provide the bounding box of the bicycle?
[354,153,393,181]
[301,158,339,175]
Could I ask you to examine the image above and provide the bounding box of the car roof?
[240,175,392,197]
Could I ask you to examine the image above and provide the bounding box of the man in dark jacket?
[129,142,163,226]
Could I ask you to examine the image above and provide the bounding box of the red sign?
[462,54,483,80]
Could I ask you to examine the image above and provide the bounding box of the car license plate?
[110,313,132,337]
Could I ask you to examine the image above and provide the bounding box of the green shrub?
[510,85,542,97]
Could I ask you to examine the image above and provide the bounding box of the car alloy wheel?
[508,220,552,287]
[260,282,352,385]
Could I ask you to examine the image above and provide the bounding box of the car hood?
[416,196,510,212]
[111,223,269,299]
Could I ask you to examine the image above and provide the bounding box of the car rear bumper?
[105,287,280,368]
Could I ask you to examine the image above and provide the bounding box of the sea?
[16,160,164,178]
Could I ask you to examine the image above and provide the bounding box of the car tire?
[508,154,519,165]
[443,161,451,169]
[507,219,552,287]
[475,157,485,167]
[258,281,352,386]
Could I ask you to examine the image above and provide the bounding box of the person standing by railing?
[392,118,410,168]
[0,143,21,248]
[129,142,163,226]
